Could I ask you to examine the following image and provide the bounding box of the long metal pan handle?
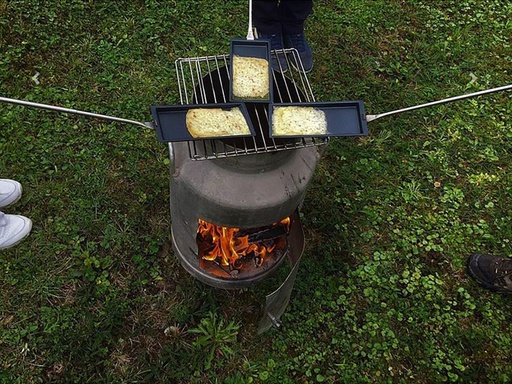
[366,84,512,122]
[247,0,254,40]
[0,96,153,129]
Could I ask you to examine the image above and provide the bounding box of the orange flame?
[197,217,290,269]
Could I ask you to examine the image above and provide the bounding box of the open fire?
[197,217,291,271]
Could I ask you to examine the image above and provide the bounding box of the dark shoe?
[257,33,288,73]
[284,33,313,73]
[468,253,512,293]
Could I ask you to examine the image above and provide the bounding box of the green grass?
[1,0,511,382]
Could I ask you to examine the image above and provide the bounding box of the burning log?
[196,217,290,270]
[238,225,287,243]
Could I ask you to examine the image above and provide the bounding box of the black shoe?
[468,253,512,293]
[257,32,288,73]
[283,33,313,73]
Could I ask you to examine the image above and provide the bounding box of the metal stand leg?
[258,212,304,334]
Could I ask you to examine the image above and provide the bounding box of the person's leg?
[252,0,281,35]
[279,0,314,72]
[252,0,287,72]
[278,0,313,35]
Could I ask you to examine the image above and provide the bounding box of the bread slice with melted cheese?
[186,107,251,138]
[272,106,328,136]
[232,55,269,99]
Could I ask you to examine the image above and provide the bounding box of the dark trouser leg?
[280,0,314,72]
[252,0,287,71]
[278,0,313,35]
[252,0,281,34]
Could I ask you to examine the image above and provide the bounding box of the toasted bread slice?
[272,106,328,136]
[186,107,251,138]
[232,55,269,99]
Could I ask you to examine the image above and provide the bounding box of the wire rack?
[174,48,328,160]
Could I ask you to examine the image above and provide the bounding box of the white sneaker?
[0,211,32,250]
[0,179,23,208]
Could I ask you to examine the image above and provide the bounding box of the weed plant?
[1,0,511,383]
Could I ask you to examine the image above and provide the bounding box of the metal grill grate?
[174,49,328,160]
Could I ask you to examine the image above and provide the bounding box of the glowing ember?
[197,217,291,269]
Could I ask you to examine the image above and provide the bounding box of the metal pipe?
[247,0,255,40]
[0,96,153,129]
[366,84,512,122]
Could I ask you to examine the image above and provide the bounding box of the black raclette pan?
[229,0,272,103]
[229,39,272,103]
[269,101,368,138]
[151,103,256,142]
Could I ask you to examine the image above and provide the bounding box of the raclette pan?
[230,39,272,103]
[269,101,369,138]
[151,103,256,142]
[268,83,512,138]
[229,0,272,103]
